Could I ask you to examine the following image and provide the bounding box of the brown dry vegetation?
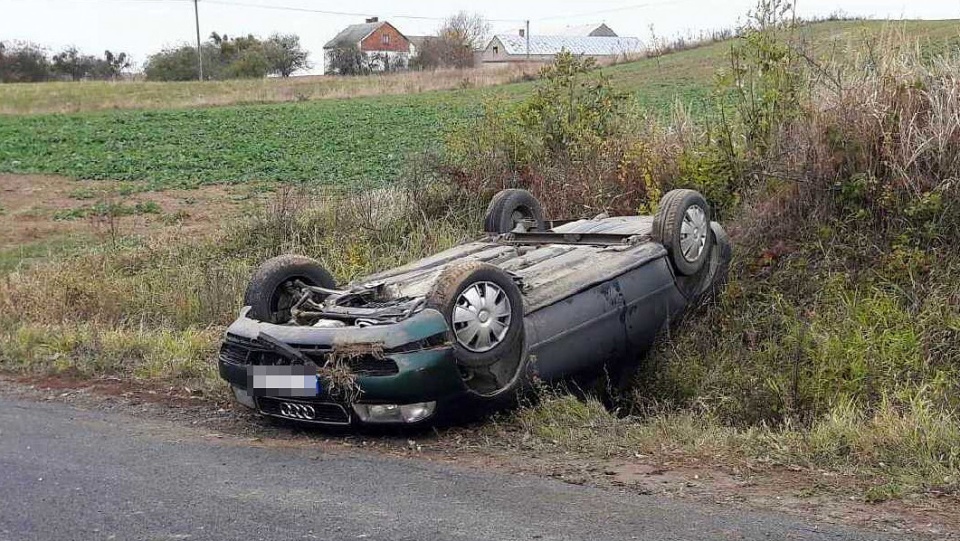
[0,64,539,115]
[0,174,267,273]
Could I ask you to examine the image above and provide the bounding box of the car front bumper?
[217,308,469,426]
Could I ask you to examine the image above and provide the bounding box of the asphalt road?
[0,397,913,541]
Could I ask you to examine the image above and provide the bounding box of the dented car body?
[219,189,732,426]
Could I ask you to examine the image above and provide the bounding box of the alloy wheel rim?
[452,281,512,353]
[680,205,708,262]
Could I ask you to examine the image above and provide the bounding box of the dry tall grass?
[438,14,960,497]
[0,64,540,115]
[0,182,478,395]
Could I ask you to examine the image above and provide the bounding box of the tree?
[145,44,219,81]
[326,44,368,76]
[411,12,489,69]
[440,11,491,50]
[0,41,51,82]
[224,48,270,78]
[264,33,310,77]
[98,50,132,79]
[52,47,98,81]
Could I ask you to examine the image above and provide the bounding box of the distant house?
[407,35,439,56]
[480,33,643,64]
[556,23,619,37]
[323,18,411,73]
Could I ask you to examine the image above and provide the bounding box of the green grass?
[0,94,468,188]
[53,200,162,221]
[1,20,956,188]
[0,234,95,273]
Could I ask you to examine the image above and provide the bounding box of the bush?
[325,44,370,76]
[639,0,960,440]
[445,52,706,217]
[0,41,50,82]
[145,44,218,82]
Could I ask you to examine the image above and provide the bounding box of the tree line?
[3,12,488,83]
[0,32,309,83]
[0,42,130,82]
[144,32,309,81]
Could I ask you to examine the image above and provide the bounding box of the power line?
[201,0,526,23]
[535,0,693,23]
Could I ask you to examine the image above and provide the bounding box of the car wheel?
[483,189,545,233]
[426,261,526,398]
[653,189,713,276]
[244,255,336,324]
[675,222,733,302]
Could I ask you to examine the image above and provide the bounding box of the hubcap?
[452,282,512,353]
[680,205,708,263]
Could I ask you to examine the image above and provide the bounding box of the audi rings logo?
[279,402,317,420]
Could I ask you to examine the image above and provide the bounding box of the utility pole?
[194,0,204,81]
[525,20,530,60]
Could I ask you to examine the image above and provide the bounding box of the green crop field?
[0,94,469,188]
[0,19,956,189]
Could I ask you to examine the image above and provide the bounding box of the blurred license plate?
[249,366,320,398]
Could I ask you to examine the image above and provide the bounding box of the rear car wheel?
[426,262,526,398]
[653,189,713,276]
[244,255,336,324]
[675,222,733,302]
[483,189,545,234]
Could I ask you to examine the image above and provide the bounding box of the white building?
[480,33,643,64]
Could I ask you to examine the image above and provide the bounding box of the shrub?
[145,44,220,81]
[641,1,960,433]
[445,52,705,217]
[0,41,50,82]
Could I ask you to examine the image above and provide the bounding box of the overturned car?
[218,189,732,426]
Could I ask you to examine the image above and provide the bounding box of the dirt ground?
[0,173,257,251]
[3,375,956,540]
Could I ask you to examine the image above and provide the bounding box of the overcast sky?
[1,0,957,74]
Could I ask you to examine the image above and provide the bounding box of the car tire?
[674,223,733,302]
[653,189,713,276]
[425,261,527,399]
[483,189,545,234]
[244,255,336,324]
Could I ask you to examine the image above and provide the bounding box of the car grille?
[220,335,400,376]
[258,397,351,425]
[343,355,400,376]
[219,341,250,365]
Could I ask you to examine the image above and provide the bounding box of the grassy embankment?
[2,17,960,501]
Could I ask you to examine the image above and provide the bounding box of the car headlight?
[353,401,437,424]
